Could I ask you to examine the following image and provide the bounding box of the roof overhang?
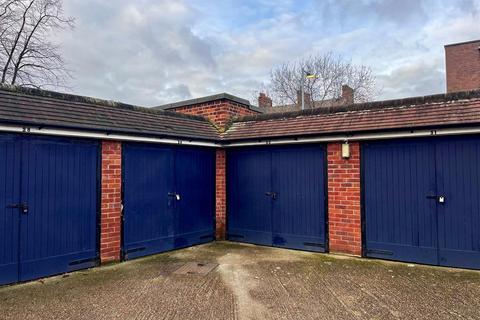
[3,121,480,149]
[0,122,221,147]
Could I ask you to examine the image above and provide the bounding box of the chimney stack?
[296,90,312,109]
[258,92,273,108]
[341,85,354,104]
[445,40,480,93]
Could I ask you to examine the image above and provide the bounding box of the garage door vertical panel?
[174,147,215,249]
[0,135,21,285]
[271,145,326,252]
[436,136,480,269]
[19,137,98,282]
[363,140,438,264]
[227,148,272,246]
[123,144,175,259]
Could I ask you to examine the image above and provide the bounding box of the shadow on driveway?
[1,241,480,319]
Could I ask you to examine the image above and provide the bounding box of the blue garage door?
[0,134,99,286]
[363,136,480,269]
[122,143,215,260]
[227,144,327,252]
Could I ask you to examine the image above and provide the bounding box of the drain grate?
[174,262,218,275]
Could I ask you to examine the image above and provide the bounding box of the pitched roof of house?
[0,85,219,141]
[222,90,480,141]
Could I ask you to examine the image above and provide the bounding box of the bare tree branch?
[266,52,377,107]
[0,0,73,89]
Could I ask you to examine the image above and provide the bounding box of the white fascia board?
[2,123,480,148]
[222,126,480,147]
[0,124,220,147]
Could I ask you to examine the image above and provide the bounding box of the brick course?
[100,141,122,263]
[327,142,362,256]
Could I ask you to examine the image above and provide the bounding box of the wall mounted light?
[342,141,350,159]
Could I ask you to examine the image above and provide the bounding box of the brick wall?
[215,149,226,239]
[100,141,122,263]
[171,99,257,128]
[327,142,362,256]
[445,40,480,92]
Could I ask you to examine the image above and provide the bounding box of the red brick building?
[445,39,480,92]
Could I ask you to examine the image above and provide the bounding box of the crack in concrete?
[217,253,269,320]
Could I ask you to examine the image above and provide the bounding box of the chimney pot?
[258,92,273,108]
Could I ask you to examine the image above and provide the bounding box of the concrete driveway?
[1,242,479,320]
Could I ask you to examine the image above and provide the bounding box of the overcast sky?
[57,0,480,107]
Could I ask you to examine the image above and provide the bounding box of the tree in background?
[267,52,377,107]
[0,0,73,89]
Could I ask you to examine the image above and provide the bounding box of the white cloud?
[52,0,480,106]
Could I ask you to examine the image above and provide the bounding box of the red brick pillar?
[100,141,122,263]
[327,142,362,256]
[216,149,226,240]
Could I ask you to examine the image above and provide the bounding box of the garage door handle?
[6,203,28,214]
[265,192,277,200]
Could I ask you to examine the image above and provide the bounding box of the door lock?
[168,192,181,201]
[426,194,445,204]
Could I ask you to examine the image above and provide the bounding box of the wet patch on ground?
[1,242,479,320]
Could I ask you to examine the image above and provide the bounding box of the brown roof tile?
[222,90,480,141]
[0,85,219,141]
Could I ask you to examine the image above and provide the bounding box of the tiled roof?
[0,85,219,141]
[1,85,480,144]
[222,90,480,141]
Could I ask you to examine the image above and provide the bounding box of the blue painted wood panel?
[174,147,215,248]
[363,139,438,264]
[19,136,99,282]
[227,144,326,251]
[436,136,480,269]
[122,143,175,259]
[0,134,21,285]
[122,143,215,260]
[227,148,273,246]
[272,145,326,252]
[364,136,480,269]
[1,134,99,285]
